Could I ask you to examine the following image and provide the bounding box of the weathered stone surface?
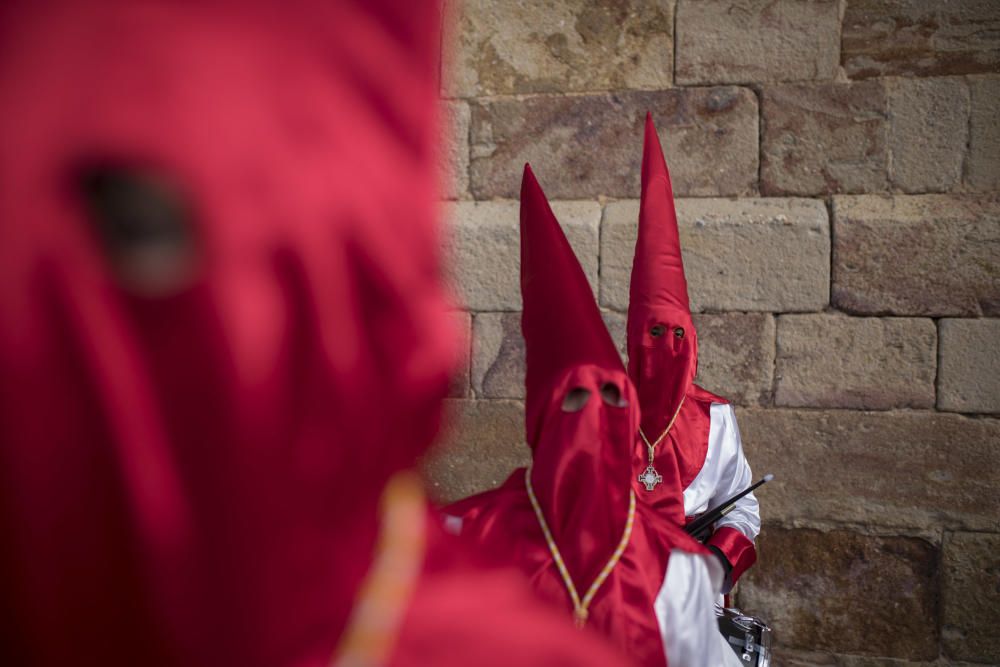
[775,314,937,410]
[443,200,600,310]
[966,76,1000,192]
[937,318,1000,413]
[471,311,774,405]
[832,195,1000,317]
[596,310,776,406]
[740,527,939,660]
[738,409,1000,531]
[471,312,524,399]
[421,399,528,504]
[448,311,472,398]
[602,310,629,362]
[443,0,674,97]
[675,0,840,84]
[942,531,1000,663]
[888,77,969,193]
[469,89,758,199]
[842,0,1000,79]
[762,82,889,196]
[600,198,829,312]
[765,649,970,666]
[440,100,470,199]
[469,311,639,400]
[693,313,775,406]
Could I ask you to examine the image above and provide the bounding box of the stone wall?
[428,2,1000,664]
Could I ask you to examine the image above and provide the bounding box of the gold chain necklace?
[332,472,425,667]
[637,395,686,491]
[524,463,636,629]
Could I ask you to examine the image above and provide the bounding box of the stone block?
[448,310,472,398]
[842,0,1000,79]
[443,0,674,97]
[967,76,1000,192]
[443,200,600,310]
[693,313,775,406]
[761,81,889,196]
[775,314,937,410]
[469,89,758,199]
[738,408,1000,532]
[888,77,969,193]
[942,531,1000,663]
[471,312,524,399]
[739,527,939,660]
[591,310,775,406]
[832,195,1000,317]
[937,318,1000,413]
[440,100,470,199]
[421,399,529,504]
[675,0,840,84]
[600,198,829,312]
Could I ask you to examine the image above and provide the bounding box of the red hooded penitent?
[627,114,760,586]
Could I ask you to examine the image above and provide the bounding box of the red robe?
[394,512,630,667]
[447,468,733,667]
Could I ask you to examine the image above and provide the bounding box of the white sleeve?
[707,404,760,542]
[654,550,743,667]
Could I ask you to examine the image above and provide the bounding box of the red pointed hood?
[0,1,452,663]
[520,164,637,589]
[521,164,625,446]
[626,114,698,442]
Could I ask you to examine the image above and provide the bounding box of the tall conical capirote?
[626,113,699,440]
[520,163,625,445]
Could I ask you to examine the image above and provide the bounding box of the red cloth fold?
[448,471,708,667]
[707,526,758,586]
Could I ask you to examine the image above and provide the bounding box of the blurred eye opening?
[673,327,685,339]
[561,387,591,412]
[77,163,198,296]
[650,324,666,338]
[600,382,627,408]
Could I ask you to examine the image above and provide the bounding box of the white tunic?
[655,549,744,667]
[682,402,761,545]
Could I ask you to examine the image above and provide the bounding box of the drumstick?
[685,474,773,541]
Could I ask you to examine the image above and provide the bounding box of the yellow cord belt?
[333,472,426,667]
[525,464,636,629]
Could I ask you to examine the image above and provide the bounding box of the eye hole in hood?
[600,381,627,407]
[561,387,591,412]
[627,312,699,438]
[77,163,199,297]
